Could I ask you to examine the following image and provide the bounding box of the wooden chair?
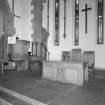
[88,63,94,79]
[83,51,95,80]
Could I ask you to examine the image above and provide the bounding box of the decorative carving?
[42,28,49,46]
[31,0,42,43]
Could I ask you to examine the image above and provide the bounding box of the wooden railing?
[32,42,49,60]
[8,42,49,62]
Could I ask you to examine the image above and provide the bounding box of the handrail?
[32,42,50,60]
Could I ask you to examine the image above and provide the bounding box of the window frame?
[74,0,79,46]
[97,0,104,44]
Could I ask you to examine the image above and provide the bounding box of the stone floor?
[0,70,105,105]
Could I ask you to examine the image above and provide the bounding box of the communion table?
[42,61,84,86]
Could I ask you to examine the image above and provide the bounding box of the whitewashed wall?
[43,0,78,61]
[94,0,105,69]
[43,0,73,61]
[43,0,105,70]
[7,0,105,69]
[78,0,96,51]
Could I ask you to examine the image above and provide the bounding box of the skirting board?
[94,68,105,79]
[95,67,105,71]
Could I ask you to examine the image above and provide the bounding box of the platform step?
[0,97,13,105]
[95,70,105,79]
[0,86,47,105]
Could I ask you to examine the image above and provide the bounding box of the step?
[0,97,13,105]
[0,91,29,105]
[95,70,105,79]
[0,86,47,105]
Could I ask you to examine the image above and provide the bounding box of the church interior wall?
[44,0,74,61]
[8,0,33,41]
[8,0,22,39]
[60,0,73,50]
[14,0,22,39]
[44,0,79,60]
[43,0,105,70]
[20,0,33,41]
[78,0,96,51]
[0,0,13,62]
[32,0,43,43]
[6,0,105,70]
[95,0,105,69]
[8,0,47,59]
[42,1,47,30]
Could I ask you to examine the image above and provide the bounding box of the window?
[75,0,79,45]
[97,0,104,44]
[54,0,59,46]
[47,0,49,32]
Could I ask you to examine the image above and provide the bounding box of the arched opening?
[0,0,13,74]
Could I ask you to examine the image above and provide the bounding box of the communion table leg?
[56,67,64,82]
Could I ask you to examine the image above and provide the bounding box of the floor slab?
[0,70,105,105]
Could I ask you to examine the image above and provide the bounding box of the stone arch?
[0,0,13,35]
[0,0,13,60]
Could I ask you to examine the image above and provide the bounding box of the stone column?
[31,0,42,43]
